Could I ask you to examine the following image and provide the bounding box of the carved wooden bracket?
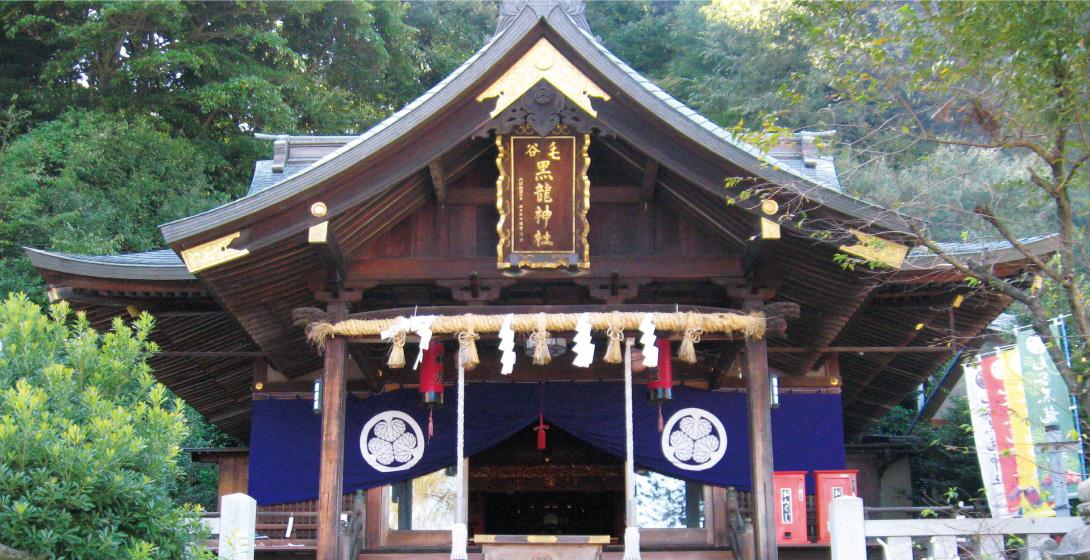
[579,274,648,305]
[476,80,611,138]
[437,277,514,304]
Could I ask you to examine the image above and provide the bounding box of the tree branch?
[974,205,1063,283]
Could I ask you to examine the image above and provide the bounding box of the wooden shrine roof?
[26,236,1056,440]
[158,4,913,247]
[23,2,1059,441]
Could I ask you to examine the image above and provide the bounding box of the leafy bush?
[0,294,211,559]
[871,398,985,510]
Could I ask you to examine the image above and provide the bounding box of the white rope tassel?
[623,339,641,560]
[451,350,468,560]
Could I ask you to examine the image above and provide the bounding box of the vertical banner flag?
[968,334,1084,517]
[964,360,1011,517]
[980,353,1021,514]
[997,348,1051,517]
[1017,330,1083,497]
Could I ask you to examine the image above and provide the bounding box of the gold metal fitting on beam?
[310,201,328,218]
[180,232,249,273]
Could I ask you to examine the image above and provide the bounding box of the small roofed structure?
[26,1,1058,559]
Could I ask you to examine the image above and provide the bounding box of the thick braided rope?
[307,311,765,346]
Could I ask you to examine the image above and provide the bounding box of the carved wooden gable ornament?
[478,39,609,270]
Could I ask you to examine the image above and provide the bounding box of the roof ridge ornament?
[477,38,609,119]
[496,0,591,36]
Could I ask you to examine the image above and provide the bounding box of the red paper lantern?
[647,338,673,404]
[418,344,445,406]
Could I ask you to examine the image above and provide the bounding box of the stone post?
[219,493,256,560]
[829,497,866,560]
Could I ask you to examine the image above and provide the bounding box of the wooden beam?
[428,159,446,205]
[46,287,219,313]
[316,302,348,560]
[346,343,385,393]
[742,238,785,292]
[743,296,777,560]
[345,256,745,284]
[365,486,390,548]
[308,220,347,287]
[155,351,267,358]
[767,346,954,354]
[444,185,641,205]
[640,159,660,202]
[206,406,251,424]
[711,345,743,390]
[843,308,946,406]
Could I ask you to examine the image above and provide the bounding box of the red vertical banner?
[980,353,1019,513]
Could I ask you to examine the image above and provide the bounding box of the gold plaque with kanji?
[496,133,590,269]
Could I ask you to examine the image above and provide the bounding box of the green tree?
[872,399,985,510]
[795,2,1090,403]
[406,0,497,89]
[0,2,429,193]
[174,407,239,512]
[0,110,225,299]
[0,294,210,559]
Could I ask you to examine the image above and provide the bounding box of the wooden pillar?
[216,454,250,510]
[364,486,390,549]
[316,302,348,560]
[743,296,778,560]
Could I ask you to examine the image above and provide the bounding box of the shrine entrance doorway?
[469,423,625,538]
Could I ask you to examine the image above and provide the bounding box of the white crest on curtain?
[360,410,426,472]
[660,407,727,471]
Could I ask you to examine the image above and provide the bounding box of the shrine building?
[26,2,1057,559]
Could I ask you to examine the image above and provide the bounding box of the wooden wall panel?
[588,203,641,256]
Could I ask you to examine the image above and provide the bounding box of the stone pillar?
[828,496,865,560]
[219,493,256,560]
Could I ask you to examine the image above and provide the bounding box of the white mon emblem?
[360,411,425,472]
[661,407,727,471]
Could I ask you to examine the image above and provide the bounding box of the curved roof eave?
[24,247,195,282]
[160,10,539,246]
[161,5,917,247]
[901,233,1060,272]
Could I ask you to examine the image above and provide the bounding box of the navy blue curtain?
[248,382,845,505]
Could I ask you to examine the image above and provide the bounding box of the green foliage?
[0,1,496,299]
[0,110,225,300]
[872,399,986,510]
[587,0,827,130]
[801,0,1090,398]
[406,1,498,89]
[174,408,239,512]
[0,294,211,559]
[841,146,1049,242]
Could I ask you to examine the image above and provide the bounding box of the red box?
[773,471,808,544]
[815,470,858,544]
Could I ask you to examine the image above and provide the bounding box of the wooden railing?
[202,492,365,560]
[829,497,1082,559]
